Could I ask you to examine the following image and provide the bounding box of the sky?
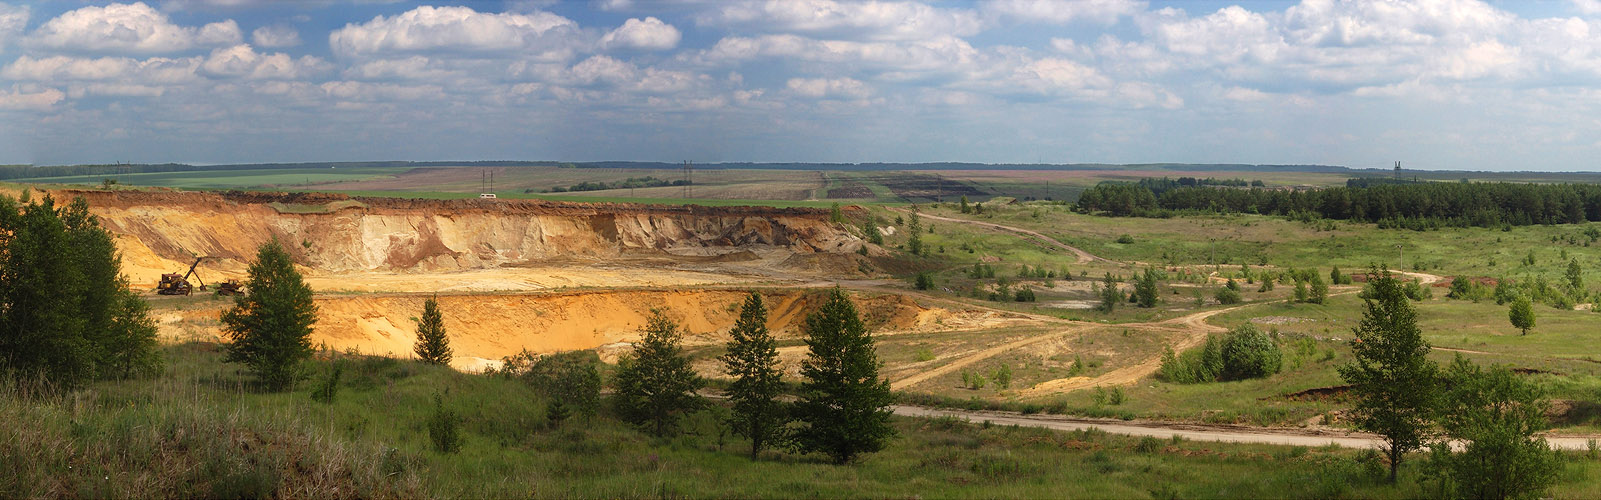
[3,0,1601,170]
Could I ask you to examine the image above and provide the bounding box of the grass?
[8,342,1600,498]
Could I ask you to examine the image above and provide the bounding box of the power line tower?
[682,160,693,199]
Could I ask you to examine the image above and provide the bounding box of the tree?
[1337,267,1438,482]
[1508,295,1535,335]
[1097,272,1120,312]
[906,206,924,256]
[861,218,883,245]
[222,240,319,392]
[1331,266,1344,285]
[913,272,935,290]
[1425,355,1562,500]
[792,288,895,464]
[720,293,787,459]
[1565,258,1583,293]
[1219,325,1281,380]
[614,309,704,436]
[414,295,452,366]
[959,195,971,214]
[532,351,602,425]
[1134,268,1159,308]
[1309,271,1329,304]
[0,194,160,386]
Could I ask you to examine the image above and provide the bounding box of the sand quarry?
[47,189,1018,371]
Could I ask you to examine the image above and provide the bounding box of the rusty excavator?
[156,257,245,296]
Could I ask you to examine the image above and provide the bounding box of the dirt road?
[892,405,1601,450]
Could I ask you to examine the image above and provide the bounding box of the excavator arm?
[181,257,206,288]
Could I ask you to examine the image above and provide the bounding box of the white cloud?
[701,34,981,74]
[702,0,982,41]
[601,17,681,51]
[329,5,579,58]
[0,2,28,53]
[0,85,65,111]
[200,44,330,80]
[28,2,241,54]
[786,77,871,98]
[984,0,1144,25]
[251,24,301,48]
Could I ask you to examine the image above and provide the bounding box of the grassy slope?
[6,343,1599,498]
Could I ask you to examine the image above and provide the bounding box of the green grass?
[8,342,1600,498]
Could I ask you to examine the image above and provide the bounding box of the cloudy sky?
[2,0,1601,170]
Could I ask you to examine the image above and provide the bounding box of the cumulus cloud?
[251,24,301,48]
[0,85,65,111]
[601,17,681,51]
[0,2,27,53]
[786,77,871,98]
[984,0,1144,25]
[329,5,579,59]
[702,0,982,41]
[200,44,330,79]
[29,2,241,54]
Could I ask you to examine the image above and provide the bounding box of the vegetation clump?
[1158,325,1280,383]
[614,310,704,436]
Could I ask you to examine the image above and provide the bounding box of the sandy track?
[893,405,1601,450]
[890,323,1094,390]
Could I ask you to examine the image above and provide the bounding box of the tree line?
[1076,179,1601,227]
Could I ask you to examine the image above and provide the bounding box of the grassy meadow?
[7,342,1600,499]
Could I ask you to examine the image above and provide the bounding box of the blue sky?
[3,0,1601,170]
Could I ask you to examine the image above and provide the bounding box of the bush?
[427,394,461,454]
[1115,234,1135,244]
[913,271,935,290]
[310,364,342,404]
[1215,287,1242,305]
[1219,325,1282,381]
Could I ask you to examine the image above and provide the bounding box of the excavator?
[157,257,207,296]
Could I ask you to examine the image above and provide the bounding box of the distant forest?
[1076,178,1601,228]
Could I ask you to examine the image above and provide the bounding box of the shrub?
[1116,234,1135,244]
[913,271,935,290]
[427,394,461,454]
[1215,287,1242,305]
[1219,325,1282,381]
[310,364,342,404]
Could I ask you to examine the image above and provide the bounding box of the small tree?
[1425,355,1562,500]
[861,219,883,246]
[414,295,452,366]
[1565,259,1584,293]
[427,394,461,454]
[1097,273,1120,312]
[1134,268,1159,308]
[614,309,705,436]
[721,293,787,460]
[222,240,318,392]
[1219,325,1281,380]
[1338,267,1438,483]
[906,206,924,256]
[1508,295,1535,335]
[913,272,935,290]
[959,196,971,214]
[792,288,895,464]
[1309,272,1329,304]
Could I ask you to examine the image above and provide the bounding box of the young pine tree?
[1337,267,1438,483]
[1135,268,1159,308]
[222,240,318,392]
[792,288,895,464]
[720,292,787,460]
[1427,355,1562,500]
[614,309,704,436]
[906,207,924,256]
[959,195,971,214]
[1097,272,1120,312]
[414,295,452,366]
[1309,271,1329,304]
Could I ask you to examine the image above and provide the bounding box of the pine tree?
[1097,272,1120,312]
[1508,295,1535,336]
[222,239,318,392]
[1565,259,1583,293]
[1309,271,1329,304]
[1428,355,1562,499]
[721,293,787,459]
[1134,268,1159,308]
[1337,267,1438,483]
[906,206,924,256]
[792,288,895,464]
[861,218,883,246]
[414,294,452,366]
[614,309,704,436]
[959,196,971,214]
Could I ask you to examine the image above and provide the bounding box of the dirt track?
[899,209,1106,264]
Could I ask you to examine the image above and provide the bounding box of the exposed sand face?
[156,289,1020,372]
